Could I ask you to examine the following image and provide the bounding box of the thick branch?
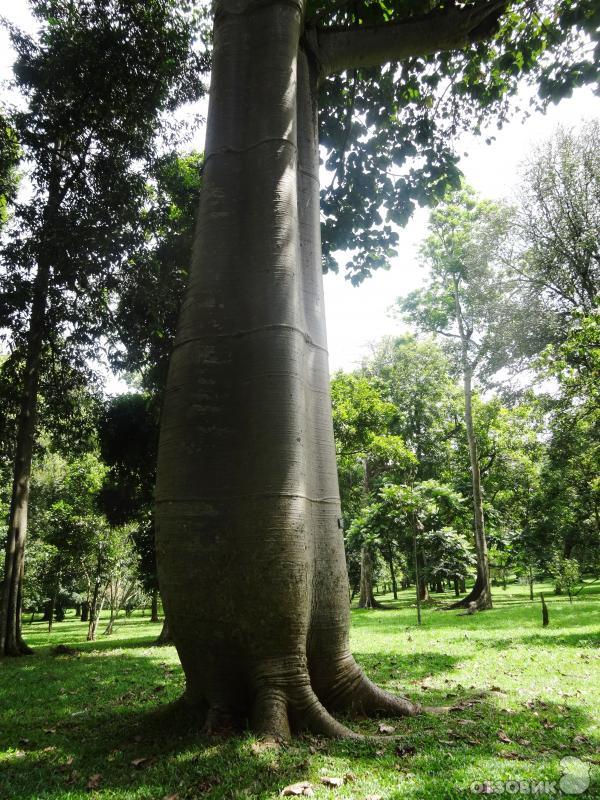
[316,0,508,77]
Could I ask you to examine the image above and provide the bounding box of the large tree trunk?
[447,279,492,610]
[155,0,418,739]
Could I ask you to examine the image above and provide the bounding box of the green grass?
[1,582,599,800]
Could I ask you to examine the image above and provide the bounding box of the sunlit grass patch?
[0,583,598,799]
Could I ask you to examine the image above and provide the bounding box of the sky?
[2,3,599,378]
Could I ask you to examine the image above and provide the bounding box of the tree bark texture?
[156,0,418,738]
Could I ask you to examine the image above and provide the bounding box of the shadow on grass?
[1,649,596,800]
[484,630,600,650]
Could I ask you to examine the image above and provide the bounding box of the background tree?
[399,188,516,608]
[331,372,415,606]
[510,121,600,350]
[0,0,204,656]
[108,152,203,641]
[98,394,159,621]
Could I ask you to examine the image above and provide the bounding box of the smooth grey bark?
[156,0,420,738]
[315,0,507,76]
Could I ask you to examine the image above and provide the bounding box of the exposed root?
[445,576,492,610]
[202,704,238,736]
[310,651,420,718]
[345,673,421,717]
[251,656,359,739]
[252,688,291,739]
[2,638,34,657]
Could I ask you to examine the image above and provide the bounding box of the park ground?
[0,583,599,800]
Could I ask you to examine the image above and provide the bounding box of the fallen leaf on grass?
[395,744,416,757]
[43,746,56,753]
[162,795,179,800]
[196,777,221,793]
[251,738,281,754]
[18,738,30,746]
[344,772,356,782]
[573,735,591,745]
[65,770,79,785]
[365,795,382,800]
[378,723,395,734]
[457,719,476,726]
[517,738,531,746]
[280,781,314,796]
[43,728,57,734]
[497,730,512,744]
[130,756,150,769]
[14,750,26,758]
[321,777,344,788]
[500,751,528,760]
[541,719,557,730]
[87,773,102,790]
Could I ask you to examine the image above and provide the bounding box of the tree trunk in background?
[358,545,383,609]
[448,278,492,610]
[150,588,160,623]
[0,163,62,657]
[357,457,383,609]
[529,565,534,601]
[80,601,89,622]
[389,558,398,599]
[87,580,105,641]
[453,577,460,597]
[0,256,51,655]
[155,617,172,645]
[155,0,418,738]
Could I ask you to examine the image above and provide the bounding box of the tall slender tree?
[0,0,204,656]
[155,0,597,736]
[399,188,514,608]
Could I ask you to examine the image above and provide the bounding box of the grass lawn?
[1,582,599,800]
